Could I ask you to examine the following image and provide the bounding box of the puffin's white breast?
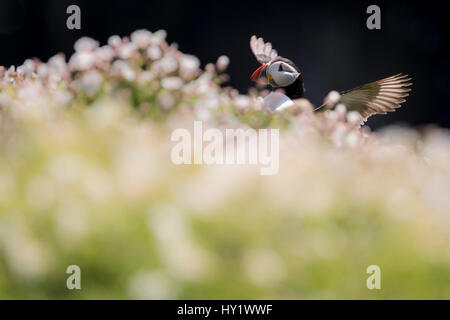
[263,92,294,111]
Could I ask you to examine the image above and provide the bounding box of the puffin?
[250,35,412,122]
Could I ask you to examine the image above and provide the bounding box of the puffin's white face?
[266,60,300,88]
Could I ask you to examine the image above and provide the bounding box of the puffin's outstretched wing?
[250,35,279,64]
[316,74,412,122]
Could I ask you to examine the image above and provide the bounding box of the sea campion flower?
[47,54,68,82]
[118,42,138,60]
[161,77,184,91]
[112,60,136,81]
[335,103,347,115]
[347,111,362,125]
[36,63,49,80]
[108,35,122,48]
[95,45,115,62]
[234,94,251,110]
[180,54,200,74]
[325,90,341,105]
[147,45,163,60]
[216,55,230,72]
[149,29,167,46]
[69,51,96,71]
[17,59,35,77]
[131,29,153,49]
[155,54,178,74]
[157,92,176,110]
[80,70,103,95]
[74,37,99,52]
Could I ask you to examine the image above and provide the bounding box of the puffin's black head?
[250,58,301,88]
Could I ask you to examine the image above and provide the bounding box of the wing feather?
[317,74,412,123]
[250,35,279,64]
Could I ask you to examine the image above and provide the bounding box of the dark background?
[0,0,448,128]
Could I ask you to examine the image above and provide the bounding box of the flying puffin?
[250,35,412,122]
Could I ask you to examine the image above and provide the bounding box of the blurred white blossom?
[161,76,183,90]
[74,37,99,52]
[108,35,122,48]
[147,45,162,60]
[131,29,153,49]
[118,42,138,60]
[216,55,230,72]
[69,51,95,71]
[80,70,103,95]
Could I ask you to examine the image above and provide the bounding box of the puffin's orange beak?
[250,64,267,82]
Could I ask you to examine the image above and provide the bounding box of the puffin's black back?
[283,76,305,99]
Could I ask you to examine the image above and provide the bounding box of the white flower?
[15,67,25,78]
[69,51,95,71]
[155,55,178,74]
[51,90,73,108]
[335,103,347,114]
[234,94,250,110]
[216,55,229,71]
[74,37,99,52]
[345,131,359,147]
[347,111,362,124]
[149,29,167,45]
[80,70,103,94]
[47,54,67,81]
[17,59,35,77]
[147,45,162,60]
[325,90,341,105]
[326,110,339,121]
[192,72,213,94]
[37,64,49,79]
[180,54,200,74]
[331,125,347,147]
[118,42,138,59]
[17,83,44,101]
[131,29,153,49]
[108,35,122,48]
[158,92,176,109]
[112,60,136,81]
[161,77,183,90]
[139,71,155,82]
[95,45,115,61]
[5,66,15,78]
